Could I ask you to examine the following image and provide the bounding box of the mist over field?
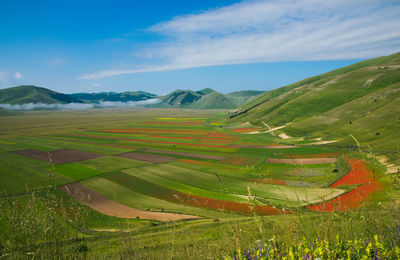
[0,98,160,110]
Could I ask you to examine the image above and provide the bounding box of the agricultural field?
[0,108,397,258]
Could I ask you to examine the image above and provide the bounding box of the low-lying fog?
[0,99,160,110]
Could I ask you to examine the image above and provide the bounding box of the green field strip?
[131,149,228,162]
[218,154,266,166]
[52,163,103,180]
[53,134,122,144]
[132,164,346,207]
[90,131,234,146]
[135,164,256,195]
[0,152,71,195]
[261,162,335,168]
[0,141,51,152]
[116,140,237,153]
[255,163,344,186]
[103,172,243,216]
[139,146,234,157]
[123,166,247,203]
[20,136,131,155]
[0,140,38,152]
[82,177,233,219]
[48,188,150,230]
[262,146,340,158]
[63,132,237,152]
[128,123,213,130]
[169,160,253,180]
[78,156,151,172]
[138,164,251,195]
[7,136,61,150]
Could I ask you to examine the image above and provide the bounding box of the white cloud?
[0,70,24,86]
[79,0,400,79]
[0,71,8,83]
[14,72,23,79]
[47,58,65,66]
[91,83,101,87]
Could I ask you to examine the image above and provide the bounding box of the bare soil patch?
[311,140,337,145]
[231,128,261,133]
[13,148,103,164]
[141,149,226,160]
[232,144,298,149]
[278,133,291,139]
[265,158,337,165]
[60,182,199,221]
[283,152,340,159]
[115,151,175,163]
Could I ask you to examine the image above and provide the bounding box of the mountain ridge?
[0,85,82,104]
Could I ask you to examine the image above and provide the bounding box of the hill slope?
[190,91,237,109]
[228,52,400,149]
[225,90,264,106]
[69,91,156,102]
[0,85,82,104]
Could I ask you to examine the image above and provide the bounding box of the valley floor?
[0,108,398,259]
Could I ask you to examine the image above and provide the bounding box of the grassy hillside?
[228,52,400,149]
[0,85,82,104]
[69,91,156,102]
[226,90,265,106]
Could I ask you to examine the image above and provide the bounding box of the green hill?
[159,89,203,107]
[190,91,236,109]
[228,52,400,149]
[69,91,156,102]
[0,85,82,104]
[196,88,215,95]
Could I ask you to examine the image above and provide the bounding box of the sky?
[0,0,399,95]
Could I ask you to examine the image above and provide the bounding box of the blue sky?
[1,0,399,94]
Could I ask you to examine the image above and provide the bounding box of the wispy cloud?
[79,0,400,79]
[0,71,8,84]
[47,58,65,66]
[0,70,24,86]
[14,72,23,79]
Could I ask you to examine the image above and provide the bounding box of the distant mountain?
[69,91,156,102]
[228,52,400,149]
[0,85,263,110]
[0,85,82,104]
[157,88,264,109]
[190,91,236,109]
[159,90,203,107]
